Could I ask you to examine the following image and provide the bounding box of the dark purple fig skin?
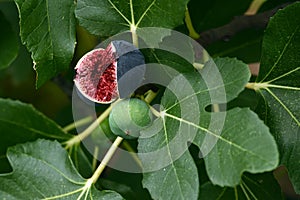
[111,40,137,58]
[116,42,145,98]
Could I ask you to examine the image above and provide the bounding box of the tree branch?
[197,3,291,47]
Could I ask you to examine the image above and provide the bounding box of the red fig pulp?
[74,44,119,103]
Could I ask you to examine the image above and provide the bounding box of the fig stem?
[63,116,94,132]
[244,0,267,15]
[90,136,124,184]
[149,106,161,118]
[130,24,139,47]
[64,99,121,149]
[90,91,158,182]
[144,90,158,103]
[185,8,200,39]
[77,137,123,198]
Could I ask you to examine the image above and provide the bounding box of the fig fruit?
[74,40,145,104]
[109,98,153,139]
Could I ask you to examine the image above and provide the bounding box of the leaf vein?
[260,24,300,82]
[165,113,275,165]
[13,150,86,185]
[107,0,131,25]
[0,118,68,140]
[136,0,156,27]
[162,117,185,199]
[265,88,300,126]
[267,66,300,83]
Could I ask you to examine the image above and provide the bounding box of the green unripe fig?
[109,98,153,139]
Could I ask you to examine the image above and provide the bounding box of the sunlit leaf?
[253,2,300,194]
[138,54,278,199]
[199,108,278,186]
[0,139,123,200]
[142,151,198,200]
[138,51,200,200]
[14,0,76,88]
[75,0,189,36]
[194,58,278,187]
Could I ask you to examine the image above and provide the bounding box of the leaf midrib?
[0,118,69,140]
[161,117,185,200]
[164,112,276,166]
[260,24,300,82]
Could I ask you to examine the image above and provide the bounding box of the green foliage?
[0,0,299,199]
[0,11,18,69]
[200,108,278,186]
[187,0,260,62]
[142,150,198,200]
[255,2,300,194]
[76,0,189,36]
[14,0,76,88]
[0,139,123,199]
[199,173,283,200]
[138,57,278,200]
[0,98,72,172]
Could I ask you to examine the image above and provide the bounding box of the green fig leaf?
[0,98,72,172]
[199,173,283,200]
[14,0,76,88]
[0,139,123,200]
[138,54,279,199]
[75,0,189,36]
[252,2,300,194]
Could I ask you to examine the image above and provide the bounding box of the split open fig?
[74,40,145,104]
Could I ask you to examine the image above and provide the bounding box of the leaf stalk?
[90,136,124,184]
